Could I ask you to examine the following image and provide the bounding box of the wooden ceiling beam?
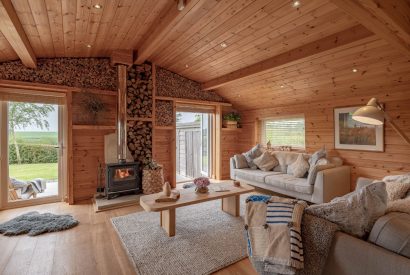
[0,0,36,68]
[330,0,410,58]
[134,0,204,64]
[202,25,373,90]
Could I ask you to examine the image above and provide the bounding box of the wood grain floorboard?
[0,201,257,275]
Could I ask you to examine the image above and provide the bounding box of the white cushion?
[243,144,262,169]
[287,154,309,178]
[234,169,280,183]
[234,154,248,169]
[265,174,313,194]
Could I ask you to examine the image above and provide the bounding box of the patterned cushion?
[287,154,310,178]
[253,152,279,171]
[243,144,262,169]
[234,154,249,169]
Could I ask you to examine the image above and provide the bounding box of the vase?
[195,186,209,194]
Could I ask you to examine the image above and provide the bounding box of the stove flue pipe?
[117,64,128,164]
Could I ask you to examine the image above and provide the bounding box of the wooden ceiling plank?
[73,0,91,56]
[61,0,77,56]
[168,0,320,73]
[45,0,65,57]
[150,0,227,64]
[330,0,410,58]
[89,0,118,56]
[112,0,150,51]
[0,32,19,60]
[202,25,373,90]
[161,0,274,69]
[28,0,55,57]
[84,0,105,57]
[134,0,208,64]
[184,5,353,81]
[11,0,46,57]
[0,0,36,67]
[100,0,133,56]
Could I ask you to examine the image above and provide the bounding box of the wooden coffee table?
[139,183,254,236]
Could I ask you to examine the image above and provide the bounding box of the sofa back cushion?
[243,144,263,169]
[272,151,309,173]
[253,152,278,171]
[234,154,248,169]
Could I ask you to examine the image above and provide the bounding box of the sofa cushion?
[287,154,309,178]
[243,144,262,169]
[368,212,410,258]
[234,154,248,169]
[307,164,336,185]
[253,152,278,171]
[265,174,313,194]
[308,148,327,173]
[306,181,387,237]
[234,168,281,183]
[273,151,309,173]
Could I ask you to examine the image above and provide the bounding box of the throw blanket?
[246,195,340,275]
[245,195,308,275]
[10,178,46,197]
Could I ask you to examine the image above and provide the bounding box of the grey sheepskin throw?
[0,211,79,236]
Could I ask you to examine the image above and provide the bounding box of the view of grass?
[8,131,58,181]
[10,131,58,145]
[9,163,58,181]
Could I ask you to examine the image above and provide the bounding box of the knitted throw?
[245,195,308,275]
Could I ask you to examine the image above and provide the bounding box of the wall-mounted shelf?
[72,125,116,130]
[127,117,153,122]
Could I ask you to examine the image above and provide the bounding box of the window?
[261,116,305,148]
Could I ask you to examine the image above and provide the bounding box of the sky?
[13,105,58,132]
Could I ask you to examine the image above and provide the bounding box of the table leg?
[160,209,176,237]
[222,195,240,216]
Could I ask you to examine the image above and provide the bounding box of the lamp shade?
[352,98,384,125]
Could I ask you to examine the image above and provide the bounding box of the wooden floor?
[0,200,257,275]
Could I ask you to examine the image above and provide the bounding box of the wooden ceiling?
[0,0,409,110]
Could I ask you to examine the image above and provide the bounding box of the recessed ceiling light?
[93,4,102,9]
[86,44,92,48]
[352,68,358,73]
[185,64,189,68]
[220,42,227,48]
[280,85,284,88]
[292,1,301,8]
[177,0,185,11]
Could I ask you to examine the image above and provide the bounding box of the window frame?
[260,115,306,149]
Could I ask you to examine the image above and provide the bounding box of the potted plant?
[223,112,241,128]
[193,177,210,193]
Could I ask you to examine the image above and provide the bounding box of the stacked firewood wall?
[126,63,153,170]
[155,100,173,127]
[127,63,153,118]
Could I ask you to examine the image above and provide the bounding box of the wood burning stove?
[106,162,141,199]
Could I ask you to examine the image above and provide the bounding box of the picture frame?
[334,106,384,152]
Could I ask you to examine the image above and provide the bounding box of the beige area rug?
[111,197,248,275]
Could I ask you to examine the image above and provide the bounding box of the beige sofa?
[230,151,351,204]
[323,177,410,275]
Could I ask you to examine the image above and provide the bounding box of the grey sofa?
[322,177,410,275]
[230,151,351,204]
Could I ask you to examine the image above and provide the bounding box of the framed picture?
[334,106,384,152]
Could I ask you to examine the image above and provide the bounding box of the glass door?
[4,100,63,206]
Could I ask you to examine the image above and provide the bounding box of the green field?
[10,131,58,145]
[9,163,58,181]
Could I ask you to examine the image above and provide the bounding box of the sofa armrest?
[311,166,351,203]
[230,157,237,180]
